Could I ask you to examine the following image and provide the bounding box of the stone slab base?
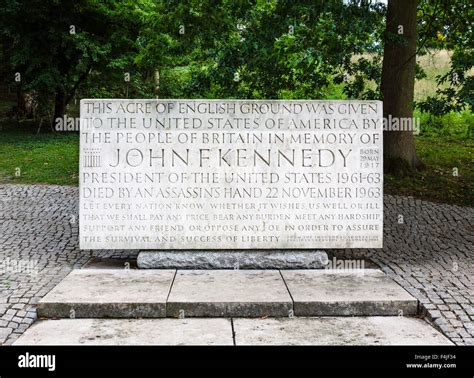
[14,317,451,345]
[37,268,417,318]
[14,318,233,345]
[282,269,418,316]
[233,317,452,345]
[137,250,328,269]
[37,269,175,318]
[167,270,292,317]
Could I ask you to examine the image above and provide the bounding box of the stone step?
[13,317,451,345]
[37,269,176,318]
[166,270,292,317]
[233,317,452,345]
[37,268,418,318]
[282,269,418,316]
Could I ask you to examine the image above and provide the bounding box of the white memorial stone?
[80,99,383,249]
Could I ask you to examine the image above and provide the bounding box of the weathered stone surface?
[37,269,175,318]
[80,99,383,250]
[233,317,453,345]
[14,318,233,345]
[1,184,473,344]
[282,269,418,316]
[34,267,416,319]
[167,270,292,317]
[137,250,328,269]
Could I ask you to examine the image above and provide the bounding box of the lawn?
[0,119,472,206]
[384,134,473,206]
[0,126,79,185]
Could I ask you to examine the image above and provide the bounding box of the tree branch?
[65,64,93,106]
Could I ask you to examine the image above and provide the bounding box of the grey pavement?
[36,268,415,319]
[0,184,473,345]
[14,317,451,346]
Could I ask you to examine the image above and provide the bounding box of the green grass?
[383,109,473,206]
[385,134,473,206]
[0,127,79,185]
[0,121,472,205]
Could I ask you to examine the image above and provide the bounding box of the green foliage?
[0,0,472,120]
[416,0,473,115]
[179,0,386,99]
[416,109,473,138]
[0,0,151,115]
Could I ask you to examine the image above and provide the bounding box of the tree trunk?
[53,87,66,126]
[153,69,160,98]
[381,0,423,175]
[16,87,26,118]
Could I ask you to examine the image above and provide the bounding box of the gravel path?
[0,184,472,345]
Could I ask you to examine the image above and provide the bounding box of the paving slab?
[2,184,472,345]
[282,269,418,316]
[167,270,292,317]
[234,317,453,345]
[14,318,233,345]
[37,269,176,318]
